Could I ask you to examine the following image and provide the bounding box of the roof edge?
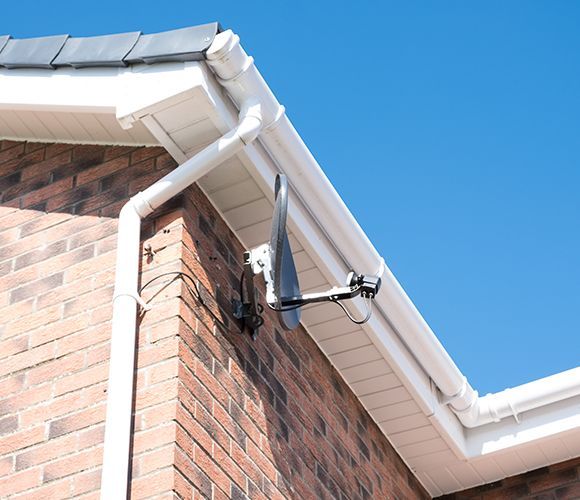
[0,22,221,69]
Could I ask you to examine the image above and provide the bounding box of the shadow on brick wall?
[162,182,430,499]
[0,140,428,499]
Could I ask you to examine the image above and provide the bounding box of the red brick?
[0,143,25,166]
[30,312,90,348]
[0,467,41,496]
[134,378,178,412]
[139,401,176,431]
[0,374,25,398]
[0,383,52,420]
[0,336,29,358]
[48,405,106,439]
[43,446,103,482]
[11,477,73,500]
[18,211,73,238]
[137,444,175,477]
[20,150,72,181]
[146,358,179,386]
[15,433,77,470]
[54,362,109,396]
[0,342,54,378]
[36,277,95,310]
[132,423,176,455]
[85,343,110,367]
[1,253,44,281]
[21,177,74,208]
[0,426,45,455]
[26,352,84,387]
[45,143,74,160]
[10,272,64,304]
[193,444,230,497]
[0,206,39,231]
[3,304,61,339]
[72,468,101,496]
[0,456,13,477]
[130,466,175,499]
[78,425,105,451]
[68,218,117,250]
[76,155,129,185]
[63,249,116,283]
[56,323,109,357]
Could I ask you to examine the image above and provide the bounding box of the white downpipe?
[100,31,266,499]
[100,203,141,499]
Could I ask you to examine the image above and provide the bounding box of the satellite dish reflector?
[233,173,381,339]
[269,174,301,330]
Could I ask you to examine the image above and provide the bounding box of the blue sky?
[2,2,579,394]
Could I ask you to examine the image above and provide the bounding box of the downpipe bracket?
[113,291,152,311]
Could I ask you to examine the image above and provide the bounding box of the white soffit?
[138,61,580,496]
[0,62,214,146]
[2,60,579,497]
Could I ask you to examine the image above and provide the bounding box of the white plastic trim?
[203,31,580,432]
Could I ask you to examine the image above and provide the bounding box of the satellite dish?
[233,173,381,339]
[269,174,301,330]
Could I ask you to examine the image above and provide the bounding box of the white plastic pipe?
[100,32,266,500]
[100,203,141,499]
[459,367,580,427]
[210,32,580,430]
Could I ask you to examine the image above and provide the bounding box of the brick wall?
[438,456,580,499]
[0,139,429,499]
[0,140,181,498]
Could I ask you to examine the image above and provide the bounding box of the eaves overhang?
[1,25,579,497]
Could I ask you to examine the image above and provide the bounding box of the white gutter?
[99,31,281,499]
[205,32,580,431]
[459,367,580,427]
[257,99,580,429]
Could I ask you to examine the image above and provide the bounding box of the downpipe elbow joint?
[237,98,263,145]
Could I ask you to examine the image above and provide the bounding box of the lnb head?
[358,274,381,297]
[347,271,381,297]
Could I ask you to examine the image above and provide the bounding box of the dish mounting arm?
[233,243,381,338]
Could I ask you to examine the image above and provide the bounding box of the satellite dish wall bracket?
[232,246,269,340]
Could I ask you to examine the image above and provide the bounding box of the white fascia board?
[466,396,580,457]
[0,62,209,124]
[0,66,122,113]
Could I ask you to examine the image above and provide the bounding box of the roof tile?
[124,23,220,64]
[53,31,141,68]
[0,36,10,53]
[0,34,68,69]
